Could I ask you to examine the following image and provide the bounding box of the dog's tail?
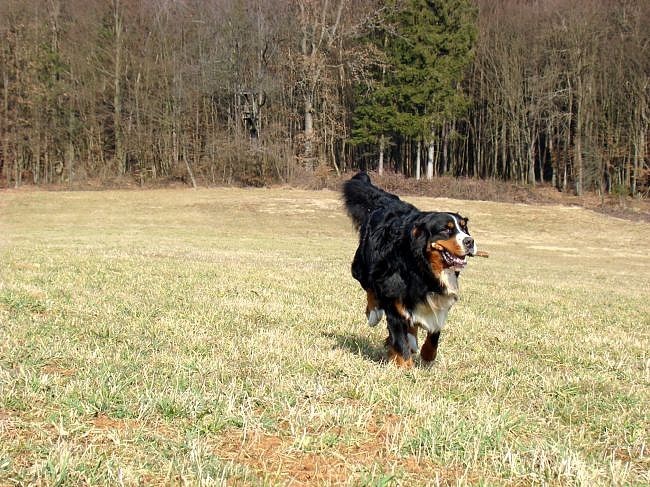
[342,172,401,230]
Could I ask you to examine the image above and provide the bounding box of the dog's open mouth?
[439,248,467,268]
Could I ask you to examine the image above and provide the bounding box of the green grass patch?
[1,188,648,485]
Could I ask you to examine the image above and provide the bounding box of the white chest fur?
[411,269,459,333]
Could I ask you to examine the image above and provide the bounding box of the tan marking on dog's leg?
[387,345,414,368]
[366,289,383,326]
[366,290,378,317]
[394,299,410,321]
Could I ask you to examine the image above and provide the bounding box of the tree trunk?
[415,139,421,180]
[564,80,572,193]
[527,132,536,185]
[632,100,646,196]
[442,123,449,174]
[501,122,507,179]
[2,69,8,183]
[113,0,125,175]
[66,107,74,186]
[573,67,584,196]
[426,138,434,180]
[574,102,583,195]
[182,145,197,189]
[378,135,385,175]
[549,127,556,189]
[304,95,314,167]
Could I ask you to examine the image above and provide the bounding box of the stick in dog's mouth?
[471,250,489,258]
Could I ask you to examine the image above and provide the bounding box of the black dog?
[343,172,477,367]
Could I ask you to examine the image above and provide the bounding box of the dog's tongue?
[442,250,467,268]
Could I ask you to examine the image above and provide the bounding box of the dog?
[342,172,477,367]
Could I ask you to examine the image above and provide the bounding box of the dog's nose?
[463,237,474,249]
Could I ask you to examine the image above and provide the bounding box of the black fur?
[342,171,474,363]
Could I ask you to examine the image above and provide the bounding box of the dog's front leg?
[385,307,413,368]
[420,331,441,363]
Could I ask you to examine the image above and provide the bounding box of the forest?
[0,0,648,196]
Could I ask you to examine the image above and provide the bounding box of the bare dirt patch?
[41,364,76,377]
[90,413,134,431]
[215,415,476,485]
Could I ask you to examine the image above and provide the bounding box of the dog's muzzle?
[463,236,477,256]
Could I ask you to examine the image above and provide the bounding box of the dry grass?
[0,187,649,486]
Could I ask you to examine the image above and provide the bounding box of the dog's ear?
[411,222,426,238]
[410,222,429,251]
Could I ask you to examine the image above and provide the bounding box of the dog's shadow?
[322,330,386,364]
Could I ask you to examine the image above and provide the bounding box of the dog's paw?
[407,332,419,354]
[387,347,414,369]
[367,308,384,326]
[420,343,438,363]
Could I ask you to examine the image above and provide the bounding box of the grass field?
[1,187,649,486]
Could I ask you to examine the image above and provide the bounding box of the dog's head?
[411,212,477,275]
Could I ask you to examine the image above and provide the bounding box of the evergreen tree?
[351,0,477,177]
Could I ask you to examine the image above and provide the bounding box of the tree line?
[1,0,648,196]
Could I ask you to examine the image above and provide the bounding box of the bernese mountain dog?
[343,172,477,367]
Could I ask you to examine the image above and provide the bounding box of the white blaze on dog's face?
[450,214,477,256]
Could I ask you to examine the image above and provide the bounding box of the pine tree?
[351,0,476,177]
